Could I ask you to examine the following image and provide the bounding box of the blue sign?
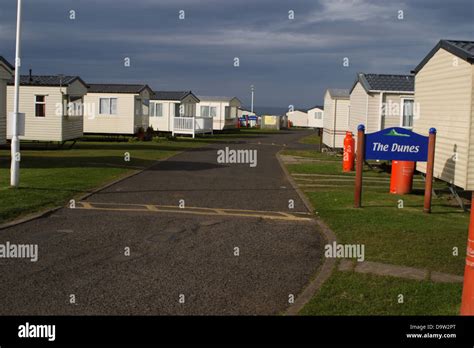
[365,127,429,161]
[248,116,258,121]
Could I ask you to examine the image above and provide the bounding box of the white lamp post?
[11,0,23,187]
[250,85,255,113]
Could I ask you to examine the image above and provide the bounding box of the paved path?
[0,129,326,315]
[338,259,463,283]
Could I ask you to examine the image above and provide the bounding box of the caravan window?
[209,106,217,117]
[201,106,209,117]
[35,95,46,117]
[66,96,83,117]
[99,98,117,115]
[401,99,414,128]
[201,106,217,117]
[175,103,183,116]
[150,102,163,117]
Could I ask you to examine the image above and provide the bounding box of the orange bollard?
[461,192,474,315]
[390,161,415,194]
[343,131,355,172]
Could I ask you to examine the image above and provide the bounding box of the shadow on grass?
[9,186,89,194]
[429,210,469,215]
[4,142,213,153]
[0,156,158,169]
[360,201,467,215]
[0,156,231,171]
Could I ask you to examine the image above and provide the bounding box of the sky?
[0,0,473,110]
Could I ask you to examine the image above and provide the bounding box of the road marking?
[248,142,286,147]
[146,205,159,211]
[74,201,314,222]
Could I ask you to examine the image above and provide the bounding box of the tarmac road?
[0,129,326,315]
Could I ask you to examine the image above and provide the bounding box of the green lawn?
[300,270,462,316]
[298,132,321,145]
[0,137,205,224]
[283,149,468,275]
[282,136,469,315]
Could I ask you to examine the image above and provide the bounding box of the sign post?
[354,126,435,212]
[354,125,365,208]
[423,128,437,213]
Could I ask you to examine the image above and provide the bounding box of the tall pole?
[250,84,254,113]
[11,0,22,187]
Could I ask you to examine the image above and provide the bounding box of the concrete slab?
[338,259,355,272]
[430,271,464,283]
[354,261,428,281]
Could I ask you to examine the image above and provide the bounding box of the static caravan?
[83,83,153,135]
[348,73,414,137]
[238,108,256,119]
[149,91,199,132]
[412,40,474,190]
[0,56,14,145]
[196,96,242,130]
[322,89,350,149]
[307,105,324,128]
[6,74,88,141]
[287,109,308,127]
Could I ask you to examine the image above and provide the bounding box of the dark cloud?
[0,0,472,108]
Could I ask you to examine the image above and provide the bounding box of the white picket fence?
[172,116,213,138]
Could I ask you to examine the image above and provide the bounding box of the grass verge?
[0,138,204,224]
[299,270,462,315]
[282,149,468,275]
[298,132,321,145]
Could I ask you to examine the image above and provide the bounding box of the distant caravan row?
[321,39,474,192]
[286,106,324,129]
[0,64,250,142]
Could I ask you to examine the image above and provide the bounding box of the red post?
[246,115,249,128]
[423,128,437,213]
[354,125,365,208]
[461,192,474,315]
